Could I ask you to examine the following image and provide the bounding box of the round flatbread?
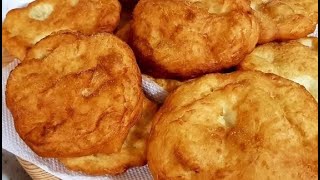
[6,33,143,158]
[132,0,259,79]
[148,71,318,179]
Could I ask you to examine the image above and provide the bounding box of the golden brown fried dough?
[239,38,318,100]
[24,32,81,61]
[2,0,121,60]
[115,21,184,94]
[148,71,318,180]
[60,96,158,175]
[132,0,259,79]
[251,0,318,43]
[115,24,184,93]
[6,33,143,158]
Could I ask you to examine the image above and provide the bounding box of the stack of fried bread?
[3,0,318,179]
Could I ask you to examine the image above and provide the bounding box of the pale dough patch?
[69,0,79,6]
[29,3,54,21]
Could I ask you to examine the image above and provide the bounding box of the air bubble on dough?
[28,3,54,21]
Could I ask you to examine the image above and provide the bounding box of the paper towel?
[1,0,318,179]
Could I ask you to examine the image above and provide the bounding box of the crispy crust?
[238,38,318,100]
[2,0,121,60]
[6,33,143,158]
[60,96,158,175]
[131,0,259,79]
[148,71,318,179]
[251,0,318,43]
[24,31,82,61]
